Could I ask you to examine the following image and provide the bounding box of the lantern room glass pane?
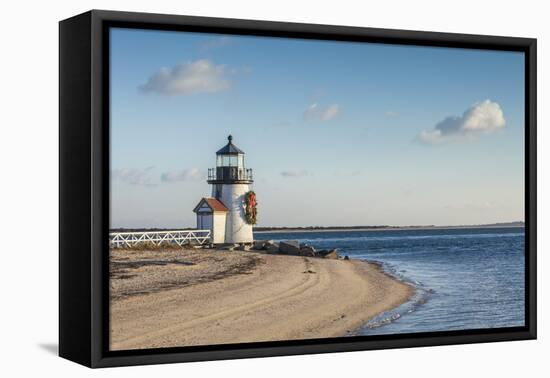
[217,154,244,167]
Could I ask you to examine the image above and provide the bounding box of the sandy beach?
[110,248,414,350]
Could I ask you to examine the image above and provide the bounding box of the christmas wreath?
[244,191,257,225]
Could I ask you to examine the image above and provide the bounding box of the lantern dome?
[216,135,244,155]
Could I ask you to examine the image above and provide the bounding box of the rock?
[323,249,339,259]
[318,249,339,259]
[344,255,350,260]
[252,240,266,250]
[262,240,275,249]
[237,244,251,251]
[258,241,279,253]
[279,240,301,255]
[265,244,280,253]
[300,246,316,257]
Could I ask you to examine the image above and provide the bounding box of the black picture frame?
[59,9,537,368]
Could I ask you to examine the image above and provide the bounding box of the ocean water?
[255,227,525,335]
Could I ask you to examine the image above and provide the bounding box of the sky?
[110,27,525,228]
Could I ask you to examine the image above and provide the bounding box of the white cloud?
[418,100,506,145]
[140,59,231,95]
[111,167,156,186]
[161,168,204,182]
[304,103,340,122]
[281,170,309,177]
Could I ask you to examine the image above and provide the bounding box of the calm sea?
[255,227,525,335]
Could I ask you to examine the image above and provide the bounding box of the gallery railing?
[109,229,211,248]
[208,167,253,181]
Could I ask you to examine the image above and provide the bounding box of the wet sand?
[110,248,414,350]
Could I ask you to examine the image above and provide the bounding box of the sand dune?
[110,249,413,350]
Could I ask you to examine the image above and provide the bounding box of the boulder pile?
[251,240,342,259]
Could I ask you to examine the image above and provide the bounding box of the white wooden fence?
[109,229,211,249]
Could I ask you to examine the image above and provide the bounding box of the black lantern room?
[208,135,253,184]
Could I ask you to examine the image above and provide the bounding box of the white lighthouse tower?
[199,135,254,244]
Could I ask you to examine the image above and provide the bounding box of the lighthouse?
[193,135,255,245]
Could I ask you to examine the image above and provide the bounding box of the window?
[217,154,243,167]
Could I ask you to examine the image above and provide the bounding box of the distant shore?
[254,223,525,234]
[110,222,524,234]
[109,248,413,350]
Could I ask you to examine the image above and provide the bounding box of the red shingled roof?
[193,197,229,213]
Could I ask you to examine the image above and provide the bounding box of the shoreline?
[109,248,414,350]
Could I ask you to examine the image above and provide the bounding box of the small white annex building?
[193,198,229,244]
[193,135,255,245]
